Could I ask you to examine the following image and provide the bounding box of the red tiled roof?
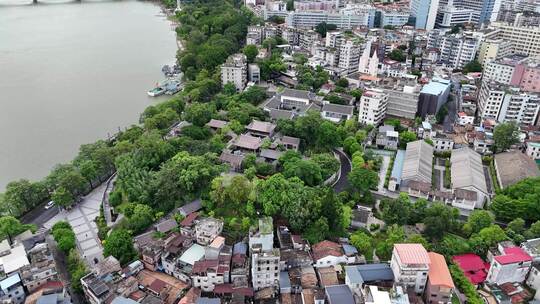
[312,240,343,261]
[214,283,233,293]
[181,212,199,227]
[394,244,430,265]
[494,247,532,265]
[452,254,489,285]
[192,260,219,274]
[149,279,167,293]
[428,252,454,288]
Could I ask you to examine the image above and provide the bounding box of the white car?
[45,201,55,210]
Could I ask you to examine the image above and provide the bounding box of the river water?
[0,0,177,189]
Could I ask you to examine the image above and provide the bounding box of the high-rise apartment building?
[428,30,482,69]
[338,39,362,74]
[490,22,540,57]
[478,80,540,125]
[410,0,440,30]
[358,88,389,125]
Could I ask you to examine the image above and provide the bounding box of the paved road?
[333,148,352,193]
[44,183,107,266]
[22,200,60,227]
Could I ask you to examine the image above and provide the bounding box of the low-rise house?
[191,246,231,292]
[345,263,394,291]
[325,285,354,304]
[457,112,474,125]
[279,271,291,294]
[425,252,454,304]
[205,119,228,132]
[138,244,163,272]
[0,274,25,304]
[390,244,430,293]
[486,245,532,285]
[0,242,30,276]
[376,125,399,150]
[81,256,123,304]
[231,134,262,153]
[321,103,354,123]
[350,206,374,229]
[162,243,205,283]
[155,219,177,234]
[278,136,300,151]
[312,241,348,268]
[452,254,489,285]
[259,149,283,163]
[20,243,59,293]
[231,242,249,283]
[177,199,202,217]
[317,267,338,287]
[279,89,313,110]
[219,151,245,172]
[494,151,540,188]
[194,218,223,246]
[526,141,540,159]
[179,212,199,237]
[526,264,540,300]
[245,120,276,138]
[522,238,540,262]
[432,134,454,152]
[472,130,494,154]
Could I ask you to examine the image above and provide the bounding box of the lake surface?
[0,0,177,189]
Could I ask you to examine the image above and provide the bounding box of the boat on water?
[147,85,166,97]
[164,81,182,95]
[147,78,183,97]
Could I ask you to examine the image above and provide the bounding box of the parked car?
[45,201,55,210]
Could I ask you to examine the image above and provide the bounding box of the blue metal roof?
[342,244,358,256]
[356,263,394,282]
[0,274,21,291]
[344,266,363,284]
[421,77,451,96]
[111,297,139,304]
[390,149,406,184]
[279,271,291,289]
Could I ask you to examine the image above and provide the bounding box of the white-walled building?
[526,142,540,159]
[339,40,361,74]
[358,41,379,76]
[358,88,388,125]
[486,245,532,285]
[433,135,454,152]
[321,103,354,123]
[478,81,540,126]
[428,30,482,69]
[249,217,280,291]
[490,22,540,57]
[221,54,248,92]
[380,9,410,27]
[436,4,480,28]
[312,241,349,268]
[457,112,475,125]
[390,244,430,293]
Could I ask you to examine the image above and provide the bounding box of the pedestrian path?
[44,183,107,266]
